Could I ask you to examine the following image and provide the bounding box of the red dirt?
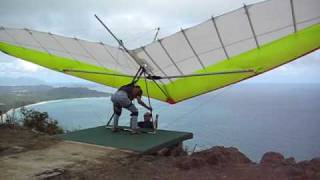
[1,126,319,180]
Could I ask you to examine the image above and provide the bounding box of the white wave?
[27,97,109,107]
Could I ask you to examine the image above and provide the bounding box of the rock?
[260,152,285,165]
[170,143,187,157]
[35,168,65,179]
[0,145,9,152]
[157,147,171,156]
[140,155,156,162]
[310,157,320,171]
[200,146,251,165]
[176,157,205,170]
[285,157,296,165]
[157,143,187,157]
[176,146,251,170]
[297,157,320,172]
[287,166,305,177]
[8,146,25,153]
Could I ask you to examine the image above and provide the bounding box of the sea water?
[25,83,320,161]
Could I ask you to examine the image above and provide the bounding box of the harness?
[106,66,154,126]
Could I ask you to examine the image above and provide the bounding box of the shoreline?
[1,96,110,124]
[2,89,319,162]
[25,96,109,108]
[4,96,109,113]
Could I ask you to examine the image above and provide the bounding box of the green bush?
[20,107,64,135]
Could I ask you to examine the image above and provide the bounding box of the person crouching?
[111,83,152,133]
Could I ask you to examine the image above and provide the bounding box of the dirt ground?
[0,127,129,180]
[60,148,320,180]
[1,126,319,180]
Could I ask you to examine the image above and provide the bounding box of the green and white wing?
[132,0,320,103]
[0,0,319,104]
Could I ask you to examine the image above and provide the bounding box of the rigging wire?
[169,85,235,151]
[93,14,239,128]
[121,28,158,44]
[105,45,122,126]
[143,71,154,121]
[87,97,109,123]
[161,83,236,123]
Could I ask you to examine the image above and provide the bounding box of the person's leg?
[111,92,123,131]
[113,104,122,129]
[112,90,139,132]
[125,104,138,130]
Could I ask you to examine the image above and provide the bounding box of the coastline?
[1,96,110,123]
[3,90,320,162]
[25,96,109,108]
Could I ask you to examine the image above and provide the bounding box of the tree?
[20,107,63,135]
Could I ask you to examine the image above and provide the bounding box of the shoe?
[130,129,141,135]
[112,128,120,133]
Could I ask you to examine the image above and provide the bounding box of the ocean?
[25,83,320,161]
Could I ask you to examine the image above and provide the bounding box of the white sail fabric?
[0,27,139,74]
[0,0,319,81]
[133,0,320,77]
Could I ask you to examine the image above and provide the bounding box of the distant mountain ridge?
[0,85,111,112]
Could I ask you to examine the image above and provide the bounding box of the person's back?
[119,83,136,100]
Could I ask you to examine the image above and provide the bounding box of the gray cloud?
[0,0,264,47]
[246,52,320,84]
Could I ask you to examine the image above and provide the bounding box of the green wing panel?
[165,24,320,103]
[0,41,169,102]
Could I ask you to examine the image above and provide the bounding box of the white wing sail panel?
[133,0,320,77]
[0,27,139,75]
[1,0,318,79]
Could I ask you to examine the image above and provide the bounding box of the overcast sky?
[0,0,319,85]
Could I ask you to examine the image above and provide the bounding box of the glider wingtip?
[166,98,176,104]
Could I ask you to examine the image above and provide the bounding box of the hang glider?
[0,0,319,104]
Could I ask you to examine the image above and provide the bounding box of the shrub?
[20,107,63,135]
[0,108,19,128]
